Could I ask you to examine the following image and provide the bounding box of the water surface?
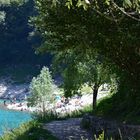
[0,108,31,135]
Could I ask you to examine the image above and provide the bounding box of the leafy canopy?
[32,0,140,119]
[28,66,55,107]
[33,0,140,80]
[32,0,140,98]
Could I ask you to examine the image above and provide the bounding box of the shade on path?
[43,118,93,140]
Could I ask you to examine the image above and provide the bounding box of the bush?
[32,110,61,123]
[28,66,56,119]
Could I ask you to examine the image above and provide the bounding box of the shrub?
[28,66,56,119]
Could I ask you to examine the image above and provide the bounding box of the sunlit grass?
[0,121,58,140]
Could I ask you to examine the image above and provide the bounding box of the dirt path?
[43,118,93,140]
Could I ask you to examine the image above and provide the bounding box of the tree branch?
[111,0,140,22]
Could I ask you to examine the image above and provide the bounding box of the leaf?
[123,0,132,8]
[65,0,73,9]
[76,0,89,10]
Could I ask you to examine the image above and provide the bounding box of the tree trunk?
[42,101,46,119]
[93,83,99,109]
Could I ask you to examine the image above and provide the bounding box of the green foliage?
[33,0,140,78]
[0,0,50,66]
[0,0,25,6]
[28,66,56,118]
[0,121,58,140]
[64,0,140,21]
[52,48,111,99]
[77,58,111,88]
[94,131,122,140]
[32,0,140,85]
[33,0,140,122]
[123,0,140,12]
[32,103,93,123]
[56,51,112,109]
[0,0,28,23]
[0,11,5,23]
[94,131,105,140]
[93,91,140,124]
[32,110,61,123]
[123,0,132,8]
[64,105,93,118]
[28,66,54,106]
[80,85,92,94]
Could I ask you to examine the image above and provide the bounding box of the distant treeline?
[0,0,51,66]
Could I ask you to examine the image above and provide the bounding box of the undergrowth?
[0,121,58,140]
[93,93,140,124]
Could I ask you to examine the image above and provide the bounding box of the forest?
[0,0,50,66]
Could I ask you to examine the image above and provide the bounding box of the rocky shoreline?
[0,99,30,112]
[0,81,30,112]
[0,83,30,100]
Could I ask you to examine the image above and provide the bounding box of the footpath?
[43,118,93,140]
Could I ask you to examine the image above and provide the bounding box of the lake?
[0,108,31,135]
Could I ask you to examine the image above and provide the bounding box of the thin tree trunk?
[42,101,45,119]
[93,83,99,109]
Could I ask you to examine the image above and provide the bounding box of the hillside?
[0,0,51,66]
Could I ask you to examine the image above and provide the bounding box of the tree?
[81,60,111,108]
[28,66,55,117]
[35,0,139,90]
[0,0,51,66]
[53,49,111,108]
[66,0,140,22]
[32,0,140,117]
[0,0,26,23]
[33,0,140,85]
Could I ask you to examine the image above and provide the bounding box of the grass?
[91,92,140,125]
[0,121,58,140]
[31,104,93,124]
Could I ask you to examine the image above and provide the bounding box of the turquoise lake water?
[0,108,31,135]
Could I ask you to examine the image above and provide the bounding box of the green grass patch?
[31,104,93,124]
[0,121,58,140]
[93,93,140,124]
